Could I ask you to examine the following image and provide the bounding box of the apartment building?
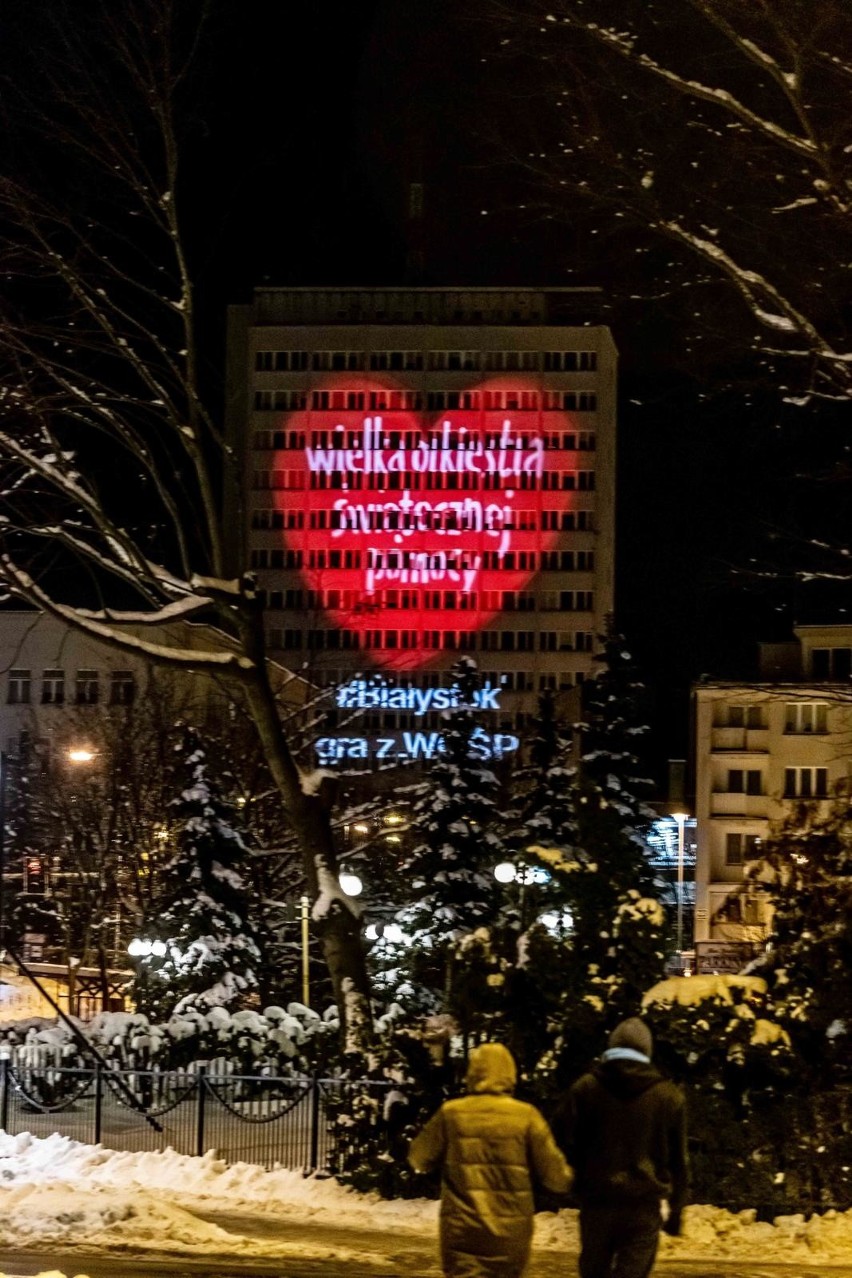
[226,287,617,769]
[692,624,852,944]
[0,611,239,761]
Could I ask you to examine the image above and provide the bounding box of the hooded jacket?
[409,1044,572,1278]
[556,1052,688,1215]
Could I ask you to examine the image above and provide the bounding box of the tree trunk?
[238,609,373,1055]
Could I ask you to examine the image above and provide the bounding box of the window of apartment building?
[542,351,598,372]
[725,832,761,866]
[254,350,310,371]
[7,669,31,705]
[728,704,764,729]
[544,391,597,412]
[109,671,136,706]
[253,390,307,412]
[75,670,99,705]
[812,647,852,680]
[427,351,480,371]
[370,350,425,371]
[727,769,762,795]
[785,702,828,734]
[784,766,828,799]
[312,351,366,371]
[559,591,594,611]
[41,669,65,705]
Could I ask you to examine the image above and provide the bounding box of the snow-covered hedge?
[0,1003,340,1074]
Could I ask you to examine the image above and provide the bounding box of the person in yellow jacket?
[408,1042,573,1278]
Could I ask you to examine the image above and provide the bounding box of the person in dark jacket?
[555,1017,688,1278]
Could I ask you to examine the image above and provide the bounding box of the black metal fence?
[0,1057,380,1171]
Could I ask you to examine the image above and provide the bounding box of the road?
[0,1213,850,1278]
[0,1255,851,1278]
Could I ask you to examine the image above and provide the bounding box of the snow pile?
[0,1132,848,1266]
[661,1203,852,1262]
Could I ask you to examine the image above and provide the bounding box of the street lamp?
[493,860,550,928]
[67,747,96,765]
[339,872,363,897]
[671,812,689,965]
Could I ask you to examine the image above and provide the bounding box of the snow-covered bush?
[0,1003,338,1075]
[327,1013,455,1199]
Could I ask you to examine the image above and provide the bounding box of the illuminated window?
[784,767,828,799]
[7,669,31,705]
[785,702,828,734]
[41,670,65,705]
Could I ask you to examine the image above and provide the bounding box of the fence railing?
[0,1057,384,1172]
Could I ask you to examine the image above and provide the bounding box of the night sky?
[5,0,848,774]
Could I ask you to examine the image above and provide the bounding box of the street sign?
[694,940,755,974]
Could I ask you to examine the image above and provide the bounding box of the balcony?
[711,727,769,753]
[710,793,769,818]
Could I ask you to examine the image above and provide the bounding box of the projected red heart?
[272,376,578,670]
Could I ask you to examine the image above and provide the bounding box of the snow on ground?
[0,1131,850,1272]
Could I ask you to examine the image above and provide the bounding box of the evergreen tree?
[560,620,659,962]
[396,658,506,1015]
[132,734,262,1021]
[512,623,667,1081]
[747,800,852,1082]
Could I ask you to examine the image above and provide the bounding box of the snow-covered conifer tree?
[396,658,506,1009]
[747,800,852,1081]
[132,733,262,1021]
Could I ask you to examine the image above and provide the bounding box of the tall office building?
[226,288,617,769]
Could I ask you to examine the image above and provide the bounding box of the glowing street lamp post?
[671,812,689,966]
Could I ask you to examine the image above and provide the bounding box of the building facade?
[692,624,852,945]
[226,287,617,769]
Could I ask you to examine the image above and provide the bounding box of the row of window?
[268,628,594,653]
[253,429,596,451]
[249,506,593,542]
[326,709,543,732]
[251,545,593,571]
[7,669,136,707]
[251,511,594,539]
[255,349,599,373]
[254,390,598,413]
[310,668,583,692]
[260,588,593,613]
[252,469,596,494]
[719,702,832,733]
[722,766,829,798]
